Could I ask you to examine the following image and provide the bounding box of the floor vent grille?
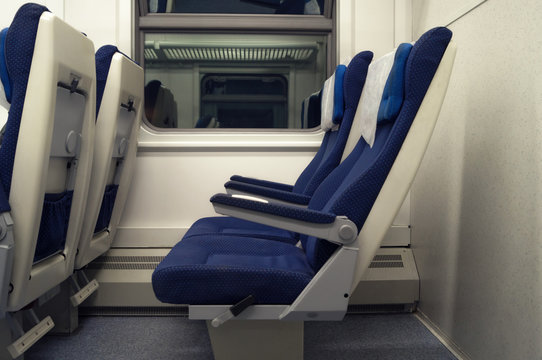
[80,306,189,317]
[369,261,404,269]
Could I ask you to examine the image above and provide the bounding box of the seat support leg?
[206,320,303,360]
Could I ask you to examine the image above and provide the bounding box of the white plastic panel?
[76,52,143,269]
[8,12,95,311]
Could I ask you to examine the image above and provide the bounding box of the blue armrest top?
[210,193,336,224]
[224,181,311,205]
[229,175,295,192]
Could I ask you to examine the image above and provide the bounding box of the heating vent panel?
[145,44,317,63]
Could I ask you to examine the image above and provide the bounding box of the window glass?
[144,33,327,129]
[147,0,324,15]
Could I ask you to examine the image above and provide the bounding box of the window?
[136,0,335,130]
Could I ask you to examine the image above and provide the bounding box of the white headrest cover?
[354,50,395,147]
[320,72,337,132]
[0,81,9,129]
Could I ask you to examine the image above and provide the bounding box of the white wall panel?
[412,0,487,37]
[411,0,542,358]
[116,143,318,246]
[64,0,132,56]
[0,1,64,27]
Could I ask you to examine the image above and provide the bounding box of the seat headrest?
[95,45,120,118]
[355,43,412,147]
[377,43,413,124]
[320,64,347,132]
[342,51,374,112]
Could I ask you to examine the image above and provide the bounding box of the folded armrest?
[224,181,311,206]
[229,175,295,193]
[210,193,357,245]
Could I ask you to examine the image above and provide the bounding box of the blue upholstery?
[34,191,73,263]
[224,181,311,205]
[95,45,119,118]
[152,27,452,306]
[94,184,119,234]
[0,28,12,103]
[184,217,294,242]
[153,235,314,305]
[0,184,10,213]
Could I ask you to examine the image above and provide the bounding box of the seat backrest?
[301,27,454,273]
[292,51,373,196]
[0,3,95,311]
[75,46,143,269]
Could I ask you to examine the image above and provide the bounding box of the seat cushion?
[183,216,297,244]
[152,235,314,305]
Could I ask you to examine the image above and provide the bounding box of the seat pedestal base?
[206,320,303,360]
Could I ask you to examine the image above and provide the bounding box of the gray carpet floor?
[26,313,457,360]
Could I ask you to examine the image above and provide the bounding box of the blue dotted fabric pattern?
[95,45,118,119]
[34,190,73,263]
[94,184,119,234]
[152,235,314,304]
[184,216,296,243]
[0,4,48,198]
[225,180,311,204]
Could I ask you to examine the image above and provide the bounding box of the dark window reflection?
[147,0,324,15]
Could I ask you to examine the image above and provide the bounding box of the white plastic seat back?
[4,7,95,311]
[75,50,142,269]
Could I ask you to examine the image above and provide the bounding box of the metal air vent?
[144,41,318,64]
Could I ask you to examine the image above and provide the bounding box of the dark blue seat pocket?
[34,190,74,263]
[94,184,119,234]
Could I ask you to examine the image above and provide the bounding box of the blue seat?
[153,27,455,308]
[227,51,372,201]
[0,3,96,312]
[184,51,373,242]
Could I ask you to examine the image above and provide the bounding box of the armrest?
[229,175,295,193]
[224,181,311,206]
[210,194,357,245]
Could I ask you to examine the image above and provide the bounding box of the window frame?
[135,0,337,133]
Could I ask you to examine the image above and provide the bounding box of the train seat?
[183,51,373,242]
[152,27,456,360]
[74,46,143,271]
